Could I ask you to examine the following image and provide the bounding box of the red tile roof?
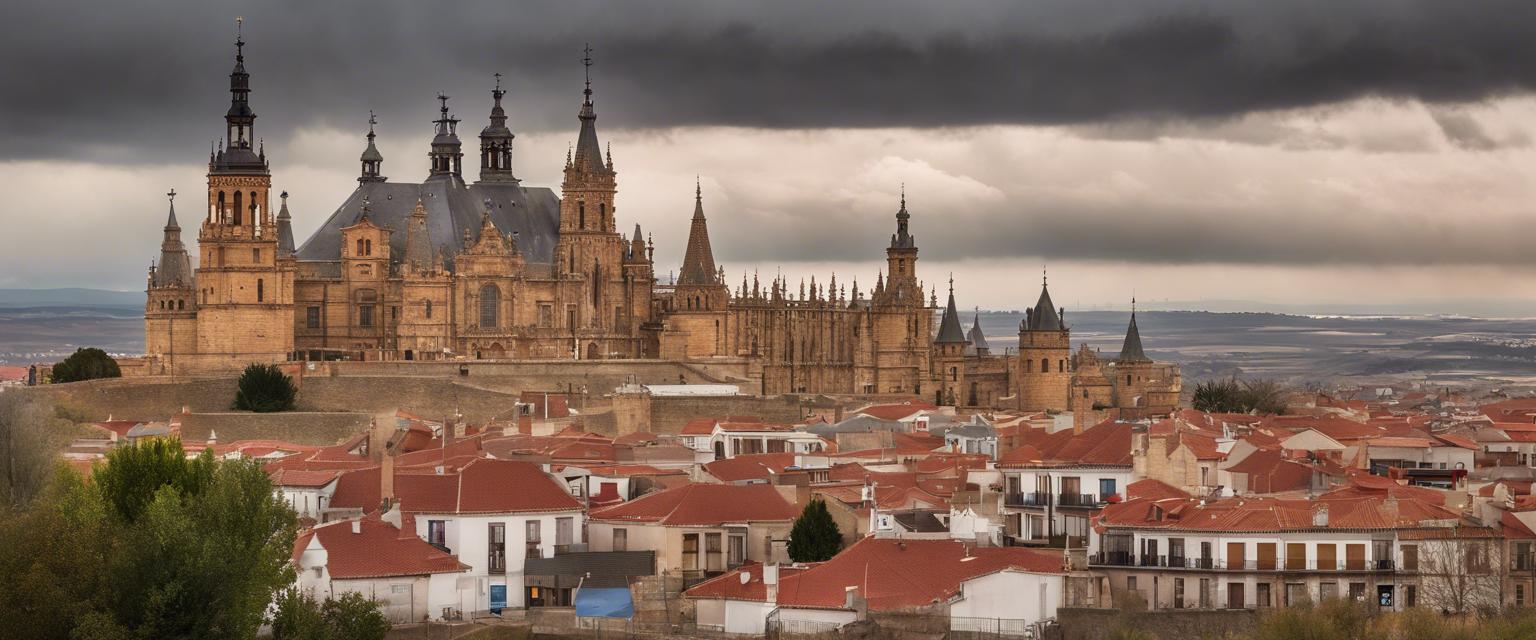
[589,483,798,526]
[330,458,582,515]
[294,515,466,579]
[703,453,799,482]
[1126,479,1190,502]
[997,420,1133,468]
[681,416,762,436]
[687,538,1064,610]
[1099,494,1463,533]
[856,401,938,421]
[269,468,342,488]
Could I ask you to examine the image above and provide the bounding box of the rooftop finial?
[494,72,503,92]
[582,43,594,103]
[368,110,377,135]
[1042,265,1048,286]
[235,17,244,61]
[695,175,702,200]
[900,182,906,210]
[437,93,450,119]
[167,188,176,204]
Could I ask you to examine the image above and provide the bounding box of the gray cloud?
[7,1,1536,163]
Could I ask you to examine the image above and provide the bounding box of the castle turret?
[1119,300,1150,363]
[876,187,921,307]
[1016,273,1071,412]
[146,189,198,374]
[427,94,463,178]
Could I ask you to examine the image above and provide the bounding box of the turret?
[428,95,463,178]
[477,75,518,184]
[359,111,386,183]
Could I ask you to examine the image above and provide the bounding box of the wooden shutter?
[1286,543,1307,570]
[1257,543,1277,570]
[1317,544,1337,571]
[1227,542,1246,569]
[1345,544,1365,571]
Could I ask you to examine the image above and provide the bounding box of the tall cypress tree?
[787,498,843,562]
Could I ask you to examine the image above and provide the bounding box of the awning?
[574,587,634,619]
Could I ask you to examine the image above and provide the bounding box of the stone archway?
[586,342,600,360]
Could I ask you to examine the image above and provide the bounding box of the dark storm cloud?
[5,0,1536,163]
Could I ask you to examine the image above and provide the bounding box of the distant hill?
[0,288,142,308]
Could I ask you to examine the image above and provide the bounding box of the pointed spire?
[677,179,720,286]
[966,306,991,356]
[571,43,607,174]
[935,275,967,344]
[276,191,295,258]
[213,17,266,174]
[1026,269,1063,331]
[890,184,915,249]
[152,188,192,287]
[1119,298,1150,362]
[428,93,463,177]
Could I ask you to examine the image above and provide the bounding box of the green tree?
[235,363,298,412]
[271,589,328,640]
[50,348,121,383]
[1239,378,1290,416]
[0,438,298,639]
[322,592,391,640]
[1191,378,1244,413]
[0,394,78,508]
[787,499,842,563]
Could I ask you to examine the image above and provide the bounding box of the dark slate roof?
[152,200,193,287]
[1118,312,1150,362]
[935,288,967,344]
[295,176,560,267]
[677,186,718,285]
[1026,282,1062,332]
[964,313,989,355]
[892,510,948,533]
[276,196,296,258]
[524,550,655,588]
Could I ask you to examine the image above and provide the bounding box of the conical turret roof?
[936,284,967,344]
[677,181,718,285]
[1118,306,1150,362]
[1027,280,1062,331]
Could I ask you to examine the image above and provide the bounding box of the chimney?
[519,414,533,435]
[351,519,361,534]
[443,416,456,448]
[379,446,395,509]
[1312,503,1329,527]
[764,564,780,604]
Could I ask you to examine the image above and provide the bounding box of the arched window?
[1127,374,1133,385]
[177,299,184,310]
[1040,358,1048,373]
[1025,359,1033,373]
[425,299,433,319]
[355,239,364,256]
[216,191,226,221]
[257,279,264,302]
[599,202,607,226]
[232,191,243,226]
[479,284,500,328]
[578,201,586,228]
[364,239,372,256]
[250,191,259,220]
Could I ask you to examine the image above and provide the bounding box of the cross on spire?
[582,43,594,102]
[368,110,377,134]
[494,72,503,91]
[167,188,176,203]
[235,17,244,60]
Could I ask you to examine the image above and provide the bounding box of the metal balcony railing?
[1057,493,1099,508]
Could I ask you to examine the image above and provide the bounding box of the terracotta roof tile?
[295,515,467,579]
[589,483,798,526]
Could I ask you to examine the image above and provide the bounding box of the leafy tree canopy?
[235,363,298,413]
[51,348,121,383]
[787,498,842,563]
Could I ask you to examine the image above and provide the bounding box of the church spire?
[478,73,518,183]
[212,18,267,174]
[359,111,386,183]
[428,94,463,178]
[891,183,915,249]
[152,189,192,287]
[571,44,607,175]
[935,276,967,344]
[677,178,719,285]
[276,191,295,258]
[1118,298,1150,362]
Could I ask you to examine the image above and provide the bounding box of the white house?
[292,514,469,622]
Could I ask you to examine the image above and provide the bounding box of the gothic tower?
[875,187,922,307]
[1016,274,1070,412]
[145,190,198,373]
[477,77,518,184]
[554,45,630,345]
[428,95,464,179]
[660,181,730,359]
[933,279,970,406]
[193,27,295,367]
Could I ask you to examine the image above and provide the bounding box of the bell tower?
[193,21,295,368]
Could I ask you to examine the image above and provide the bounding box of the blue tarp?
[574,588,634,619]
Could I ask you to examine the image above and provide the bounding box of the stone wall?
[1056,607,1258,640]
[648,394,808,434]
[179,412,371,446]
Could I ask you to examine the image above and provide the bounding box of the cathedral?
[143,33,1179,416]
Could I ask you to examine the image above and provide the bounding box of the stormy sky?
[5,0,1536,312]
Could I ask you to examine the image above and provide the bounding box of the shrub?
[787,499,842,562]
[235,363,297,412]
[50,347,121,383]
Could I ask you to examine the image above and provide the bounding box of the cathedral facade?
[143,34,1178,416]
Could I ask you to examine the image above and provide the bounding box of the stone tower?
[193,28,295,367]
[554,45,636,351]
[876,188,923,306]
[145,190,198,373]
[661,181,730,359]
[932,279,969,406]
[1015,275,1070,412]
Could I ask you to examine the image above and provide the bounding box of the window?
[306,306,321,329]
[1286,543,1307,571]
[1319,581,1338,601]
[1284,582,1308,607]
[252,248,261,263]
[728,535,745,567]
[358,304,374,327]
[256,279,264,302]
[1405,584,1417,607]
[706,533,723,571]
[1174,578,1185,609]
[613,528,627,552]
[538,303,553,328]
[1348,582,1365,602]
[1199,578,1211,609]
[1517,583,1526,608]
[556,517,574,547]
[365,239,372,256]
[425,299,433,319]
[479,284,500,328]
[682,533,700,571]
[1100,478,1117,499]
[427,520,446,548]
[1256,583,1271,608]
[1127,576,1137,591]
[488,523,506,574]
[355,238,364,256]
[1401,544,1418,571]
[525,520,542,558]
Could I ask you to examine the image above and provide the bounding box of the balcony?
[1004,491,1052,508]
[1091,551,1135,567]
[1057,493,1100,508]
[1087,556,1393,572]
[1514,554,1535,572]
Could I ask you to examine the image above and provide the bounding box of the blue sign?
[490,584,507,613]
